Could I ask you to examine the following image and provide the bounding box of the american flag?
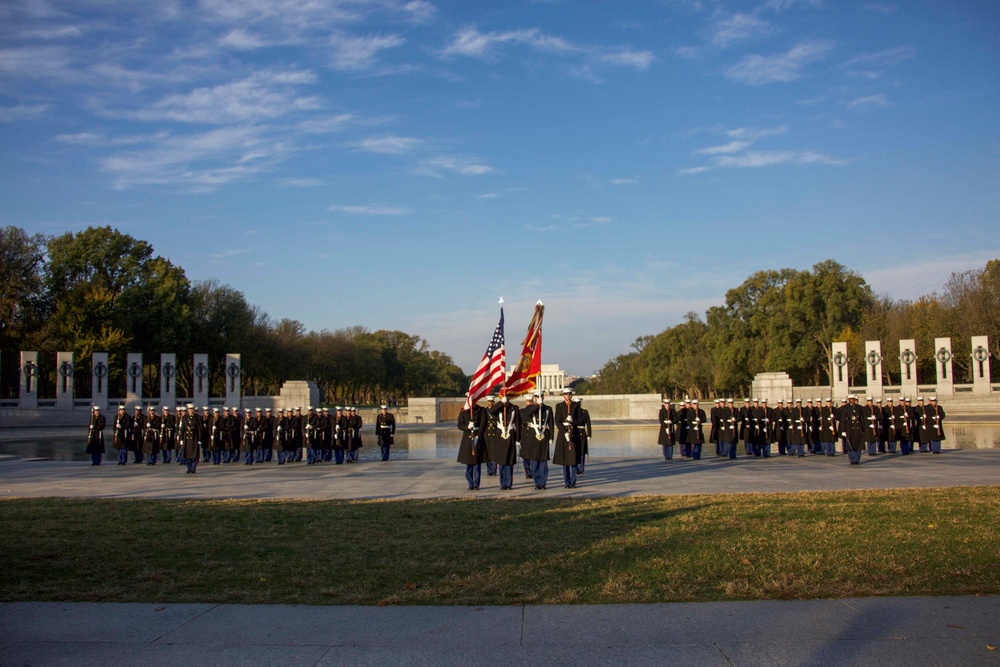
[464,307,505,411]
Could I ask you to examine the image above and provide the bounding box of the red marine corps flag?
[504,301,544,397]
[463,300,506,411]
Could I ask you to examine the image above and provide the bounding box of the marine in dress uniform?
[658,399,677,460]
[348,407,363,462]
[787,399,806,457]
[488,397,520,489]
[457,399,488,490]
[574,397,591,474]
[862,397,881,456]
[740,399,753,455]
[914,397,929,452]
[87,406,106,465]
[179,404,201,473]
[160,406,176,464]
[818,398,837,456]
[773,399,789,456]
[333,407,348,464]
[376,405,396,462]
[113,405,132,465]
[320,408,334,462]
[882,398,898,454]
[896,398,913,455]
[553,389,581,488]
[520,395,534,478]
[132,406,146,464]
[840,395,865,465]
[921,396,946,454]
[144,406,161,465]
[483,396,498,476]
[685,400,707,460]
[717,399,738,459]
[677,400,691,457]
[241,408,256,464]
[305,407,320,464]
[520,393,553,489]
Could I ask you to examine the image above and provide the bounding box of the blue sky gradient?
[2,0,998,374]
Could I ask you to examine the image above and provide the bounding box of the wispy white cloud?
[0,103,51,121]
[725,39,835,84]
[352,134,421,153]
[54,130,169,145]
[708,12,772,49]
[328,203,411,215]
[99,125,297,191]
[442,26,576,58]
[847,93,890,110]
[678,166,710,175]
[329,33,405,70]
[442,26,653,74]
[600,49,654,69]
[845,46,914,67]
[219,28,273,50]
[416,155,496,177]
[694,139,752,155]
[764,0,823,10]
[279,177,324,187]
[714,150,847,167]
[610,177,638,185]
[479,192,499,199]
[296,114,357,134]
[131,70,319,124]
[860,3,898,14]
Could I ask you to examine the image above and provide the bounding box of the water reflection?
[3,423,998,463]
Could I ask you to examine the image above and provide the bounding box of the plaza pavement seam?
[713,641,739,666]
[146,603,220,646]
[520,604,525,646]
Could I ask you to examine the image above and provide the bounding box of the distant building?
[537,364,566,396]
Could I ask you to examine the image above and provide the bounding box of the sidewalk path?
[1,450,998,500]
[2,596,997,666]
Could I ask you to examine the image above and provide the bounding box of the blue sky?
[2,0,999,376]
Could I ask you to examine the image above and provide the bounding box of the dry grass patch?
[2,486,998,605]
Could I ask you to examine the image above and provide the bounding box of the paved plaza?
[3,438,999,666]
[1,447,998,501]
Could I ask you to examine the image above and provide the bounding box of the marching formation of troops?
[83,390,947,480]
[86,403,397,472]
[457,389,592,491]
[658,394,947,466]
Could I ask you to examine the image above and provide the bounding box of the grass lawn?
[2,486,998,606]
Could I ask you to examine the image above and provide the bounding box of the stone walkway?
[0,449,998,500]
[2,596,998,666]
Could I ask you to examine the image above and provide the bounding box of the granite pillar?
[934,337,954,396]
[864,340,884,399]
[192,354,209,407]
[91,353,109,411]
[56,351,74,410]
[831,342,849,399]
[898,339,918,399]
[19,351,38,409]
[225,353,241,409]
[971,335,991,395]
[126,353,143,409]
[160,353,177,409]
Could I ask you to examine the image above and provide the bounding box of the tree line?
[578,259,1000,399]
[0,226,467,404]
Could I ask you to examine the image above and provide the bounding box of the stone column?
[56,351,74,410]
[864,341,884,398]
[934,337,954,396]
[831,342,849,399]
[898,339,918,399]
[92,353,109,411]
[225,353,242,409]
[971,335,992,395]
[192,354,209,407]
[126,353,143,409]
[160,353,177,409]
[19,351,38,408]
